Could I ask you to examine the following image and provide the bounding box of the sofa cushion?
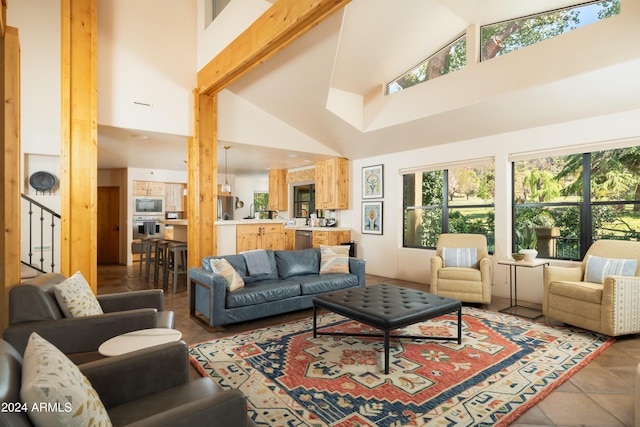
[438,267,482,282]
[53,271,104,318]
[203,252,278,284]
[584,254,638,284]
[226,280,302,309]
[21,333,111,427]
[275,249,319,279]
[209,259,244,292]
[287,274,359,295]
[319,245,350,274]
[442,247,478,268]
[549,280,603,304]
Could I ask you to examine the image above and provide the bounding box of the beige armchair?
[430,234,492,304]
[543,239,640,336]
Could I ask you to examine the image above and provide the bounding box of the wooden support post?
[60,0,98,292]
[188,92,218,267]
[1,26,20,332]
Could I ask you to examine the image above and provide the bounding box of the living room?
[3,0,640,426]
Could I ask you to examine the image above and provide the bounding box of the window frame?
[512,150,640,261]
[403,164,495,252]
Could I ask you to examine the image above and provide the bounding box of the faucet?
[249,203,255,218]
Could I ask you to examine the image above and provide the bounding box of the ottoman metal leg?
[313,305,318,338]
[384,330,390,374]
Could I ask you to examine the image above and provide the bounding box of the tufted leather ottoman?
[313,283,462,374]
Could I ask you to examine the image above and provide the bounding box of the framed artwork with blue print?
[362,201,383,235]
[362,164,383,199]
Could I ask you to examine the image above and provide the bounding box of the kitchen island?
[162,219,188,242]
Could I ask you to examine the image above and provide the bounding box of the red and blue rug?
[189,307,613,426]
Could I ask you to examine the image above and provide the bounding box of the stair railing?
[21,194,61,273]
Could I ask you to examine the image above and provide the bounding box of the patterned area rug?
[189,307,613,427]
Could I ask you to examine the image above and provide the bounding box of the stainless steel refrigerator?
[217,196,234,220]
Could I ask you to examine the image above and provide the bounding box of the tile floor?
[97,264,640,427]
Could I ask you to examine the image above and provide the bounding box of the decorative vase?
[519,249,538,262]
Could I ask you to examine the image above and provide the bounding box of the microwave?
[133,197,164,215]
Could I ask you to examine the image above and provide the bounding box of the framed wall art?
[362,164,384,199]
[362,201,383,235]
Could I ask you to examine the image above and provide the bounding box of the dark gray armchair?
[2,273,174,361]
[0,338,255,427]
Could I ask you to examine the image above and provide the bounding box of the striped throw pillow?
[442,247,478,268]
[210,258,245,292]
[584,254,638,284]
[320,245,350,275]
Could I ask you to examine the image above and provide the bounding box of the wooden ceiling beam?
[197,0,351,96]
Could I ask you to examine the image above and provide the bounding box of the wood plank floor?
[97,264,639,426]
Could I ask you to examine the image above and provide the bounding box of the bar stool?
[154,239,172,288]
[165,242,188,293]
[140,237,161,279]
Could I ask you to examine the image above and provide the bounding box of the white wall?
[344,109,640,304]
[8,0,61,200]
[197,0,271,70]
[98,0,197,136]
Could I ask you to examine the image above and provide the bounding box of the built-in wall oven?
[133,197,164,215]
[132,215,164,240]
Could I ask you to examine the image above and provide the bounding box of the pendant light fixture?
[222,145,232,193]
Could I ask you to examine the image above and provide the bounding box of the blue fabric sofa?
[188,248,366,330]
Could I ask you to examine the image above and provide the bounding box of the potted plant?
[518,226,538,261]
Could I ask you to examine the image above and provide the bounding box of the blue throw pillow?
[442,247,478,268]
[584,254,638,284]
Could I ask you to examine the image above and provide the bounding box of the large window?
[404,164,495,251]
[513,146,640,260]
[386,35,466,95]
[481,0,619,62]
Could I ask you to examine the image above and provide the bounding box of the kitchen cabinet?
[315,157,348,210]
[133,180,165,196]
[312,230,351,248]
[284,229,295,251]
[268,169,288,211]
[236,223,285,253]
[165,183,185,212]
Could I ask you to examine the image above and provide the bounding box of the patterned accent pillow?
[319,245,350,275]
[210,258,245,292]
[442,247,478,268]
[20,333,112,427]
[584,254,638,284]
[53,271,103,317]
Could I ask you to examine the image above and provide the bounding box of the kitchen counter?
[161,219,187,242]
[161,219,188,225]
[215,219,286,226]
[213,219,350,231]
[284,225,352,231]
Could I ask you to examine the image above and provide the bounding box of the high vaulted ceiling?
[98,0,640,174]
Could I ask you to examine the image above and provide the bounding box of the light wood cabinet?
[133,180,165,196]
[312,230,351,248]
[165,183,185,212]
[315,157,349,210]
[236,223,285,253]
[284,229,295,251]
[268,169,288,211]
